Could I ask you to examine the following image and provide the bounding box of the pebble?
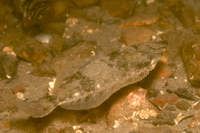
[119,14,159,28]
[13,35,49,63]
[100,0,135,18]
[153,94,178,108]
[164,104,177,111]
[121,27,156,46]
[107,86,158,128]
[174,88,196,101]
[176,100,190,110]
[152,111,176,126]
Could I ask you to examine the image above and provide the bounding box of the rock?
[48,35,65,52]
[121,27,156,46]
[174,88,196,101]
[13,35,49,63]
[149,59,172,79]
[152,111,177,126]
[100,0,135,18]
[107,86,158,128]
[153,94,179,108]
[164,105,177,111]
[119,14,159,28]
[176,100,190,110]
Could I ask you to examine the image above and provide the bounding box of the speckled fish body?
[54,41,166,110]
[11,40,167,118]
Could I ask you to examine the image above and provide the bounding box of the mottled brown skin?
[55,42,166,111]
[11,40,167,118]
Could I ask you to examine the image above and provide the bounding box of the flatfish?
[11,38,167,117]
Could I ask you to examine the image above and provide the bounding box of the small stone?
[107,86,158,128]
[176,100,190,110]
[119,14,159,28]
[152,111,177,126]
[153,94,179,108]
[164,104,176,111]
[100,0,135,18]
[174,88,196,101]
[13,35,49,63]
[150,61,172,79]
[49,35,64,51]
[121,27,156,46]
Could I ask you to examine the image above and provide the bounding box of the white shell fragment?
[35,34,53,44]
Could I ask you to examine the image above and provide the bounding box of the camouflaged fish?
[11,38,167,117]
